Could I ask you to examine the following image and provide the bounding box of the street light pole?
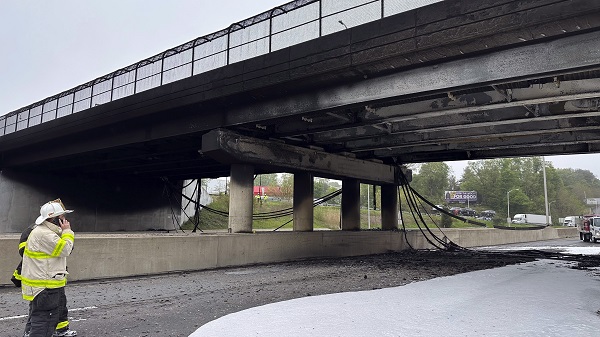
[507,188,519,224]
[542,156,550,226]
[549,200,556,225]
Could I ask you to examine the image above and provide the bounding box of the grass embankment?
[181,195,491,231]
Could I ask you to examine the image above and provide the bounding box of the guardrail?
[0,0,440,137]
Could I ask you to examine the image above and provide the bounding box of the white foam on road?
[482,246,600,255]
[191,260,600,337]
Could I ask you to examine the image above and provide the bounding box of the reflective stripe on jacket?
[21,221,74,301]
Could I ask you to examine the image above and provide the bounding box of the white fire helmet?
[35,198,74,225]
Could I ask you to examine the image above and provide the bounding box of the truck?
[588,216,600,243]
[563,216,580,227]
[577,215,599,242]
[511,213,551,226]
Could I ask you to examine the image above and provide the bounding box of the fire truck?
[577,215,600,242]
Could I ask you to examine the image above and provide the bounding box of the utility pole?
[542,156,550,226]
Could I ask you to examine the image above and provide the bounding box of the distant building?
[253,186,282,197]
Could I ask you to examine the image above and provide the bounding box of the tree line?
[411,157,600,224]
[249,157,600,225]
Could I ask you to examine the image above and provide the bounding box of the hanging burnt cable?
[411,188,487,228]
[391,166,600,261]
[161,179,185,233]
[273,218,294,231]
[182,180,199,213]
[395,165,466,250]
[255,189,343,220]
[398,170,468,250]
[408,184,466,251]
[161,177,342,229]
[399,176,448,250]
[179,188,208,232]
[177,179,202,232]
[397,186,413,250]
[192,179,203,233]
[270,189,343,230]
[162,177,224,233]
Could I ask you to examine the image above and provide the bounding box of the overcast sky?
[1,0,598,179]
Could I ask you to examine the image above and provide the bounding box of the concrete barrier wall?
[0,227,578,286]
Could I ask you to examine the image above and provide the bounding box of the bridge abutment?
[0,169,176,232]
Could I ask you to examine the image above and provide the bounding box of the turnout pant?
[56,288,70,331]
[26,288,63,337]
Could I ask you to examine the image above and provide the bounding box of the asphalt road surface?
[0,237,595,337]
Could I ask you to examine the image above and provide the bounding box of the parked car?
[480,210,496,220]
[449,207,462,216]
[432,205,446,214]
[461,208,477,217]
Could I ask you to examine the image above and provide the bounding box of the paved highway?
[0,237,595,337]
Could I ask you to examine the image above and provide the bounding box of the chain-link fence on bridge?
[0,0,440,136]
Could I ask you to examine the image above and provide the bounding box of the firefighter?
[19,199,77,337]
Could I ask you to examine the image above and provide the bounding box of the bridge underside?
[4,31,600,180]
[1,0,599,232]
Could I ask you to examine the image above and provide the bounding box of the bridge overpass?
[1,0,600,233]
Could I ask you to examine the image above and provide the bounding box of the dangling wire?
[161,177,342,231]
[161,178,185,233]
[396,166,466,251]
[192,179,203,233]
[397,186,413,250]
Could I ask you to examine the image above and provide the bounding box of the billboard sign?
[586,198,600,205]
[444,191,477,203]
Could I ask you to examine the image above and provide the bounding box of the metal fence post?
[269,14,273,53]
[319,0,322,37]
[160,55,165,86]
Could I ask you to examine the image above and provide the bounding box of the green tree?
[314,178,331,198]
[410,162,450,203]
[555,168,600,216]
[456,157,596,222]
[280,173,293,199]
[254,173,278,186]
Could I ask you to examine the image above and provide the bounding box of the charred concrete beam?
[201,129,410,185]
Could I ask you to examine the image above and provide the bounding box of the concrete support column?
[228,164,254,233]
[293,172,314,231]
[341,179,361,231]
[381,184,398,230]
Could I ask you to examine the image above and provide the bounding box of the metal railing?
[0,0,440,137]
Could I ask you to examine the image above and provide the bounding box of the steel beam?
[397,142,600,163]
[227,31,600,126]
[376,131,600,159]
[347,113,600,152]
[306,80,600,142]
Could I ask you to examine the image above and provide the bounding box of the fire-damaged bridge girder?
[230,30,600,165]
[201,129,411,185]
